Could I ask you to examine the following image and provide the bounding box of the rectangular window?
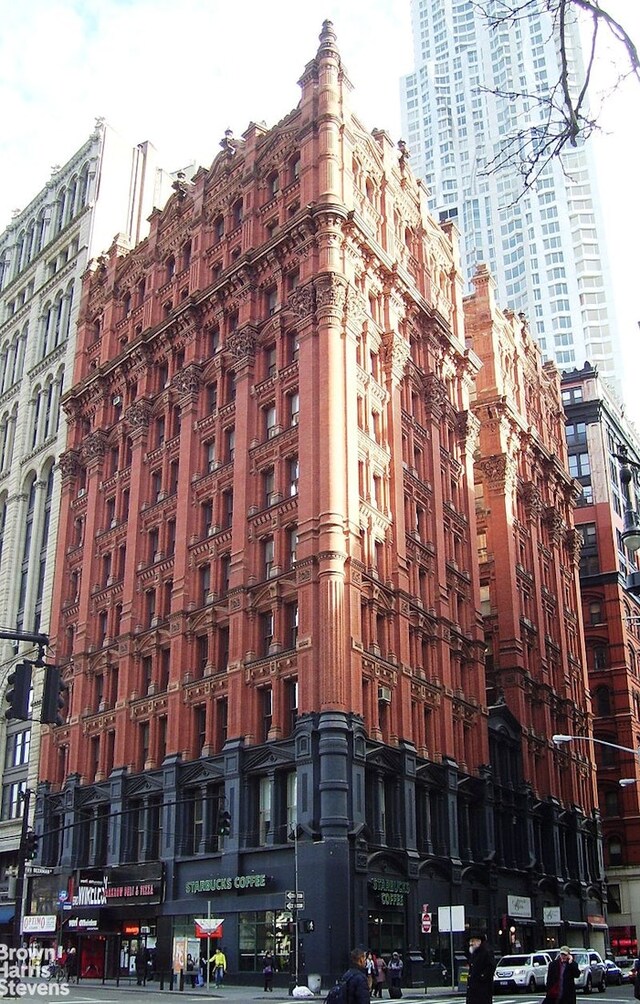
[261,611,274,656]
[1,780,25,820]
[259,777,271,843]
[261,688,272,742]
[288,457,299,496]
[263,468,276,507]
[265,406,277,440]
[289,392,299,427]
[263,537,275,579]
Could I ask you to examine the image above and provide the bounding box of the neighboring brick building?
[34,23,603,981]
[466,269,604,956]
[0,119,176,938]
[561,362,640,957]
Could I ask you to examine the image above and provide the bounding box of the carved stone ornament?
[565,526,583,564]
[80,430,108,463]
[455,410,481,455]
[543,505,565,543]
[58,449,82,479]
[288,282,315,320]
[314,273,348,316]
[520,481,543,518]
[125,399,153,430]
[381,330,410,382]
[476,453,517,494]
[345,286,368,330]
[172,363,202,398]
[423,373,448,419]
[226,326,257,362]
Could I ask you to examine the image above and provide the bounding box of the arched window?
[63,282,74,340]
[14,230,25,278]
[630,646,638,678]
[31,386,42,449]
[166,255,176,282]
[66,176,78,225]
[267,172,279,199]
[16,475,37,632]
[290,155,300,183]
[36,208,48,254]
[232,199,243,228]
[53,292,64,348]
[78,163,90,208]
[182,240,192,271]
[55,187,66,235]
[594,686,611,717]
[0,494,6,567]
[608,836,623,865]
[25,222,35,265]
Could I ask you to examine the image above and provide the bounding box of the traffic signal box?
[41,665,68,726]
[5,663,32,721]
[217,809,232,836]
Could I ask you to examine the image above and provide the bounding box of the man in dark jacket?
[344,948,371,1004]
[466,934,495,1004]
[544,947,580,1004]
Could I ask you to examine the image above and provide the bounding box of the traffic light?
[41,665,68,726]
[24,830,39,861]
[302,920,315,934]
[5,662,32,721]
[217,809,231,836]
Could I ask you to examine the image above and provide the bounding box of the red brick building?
[465,268,604,955]
[34,22,603,981]
[561,362,640,957]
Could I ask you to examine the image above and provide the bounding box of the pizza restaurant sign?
[75,867,163,907]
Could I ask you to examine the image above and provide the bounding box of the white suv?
[494,953,552,993]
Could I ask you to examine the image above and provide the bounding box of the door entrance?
[368,909,405,958]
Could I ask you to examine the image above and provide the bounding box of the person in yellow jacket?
[210,947,227,987]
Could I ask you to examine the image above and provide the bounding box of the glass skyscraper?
[401,0,622,390]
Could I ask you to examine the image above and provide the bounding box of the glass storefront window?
[238,910,293,972]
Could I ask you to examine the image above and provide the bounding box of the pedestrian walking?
[373,954,387,998]
[337,948,370,1004]
[543,947,580,1004]
[388,953,403,998]
[365,953,376,992]
[263,951,276,992]
[211,946,227,987]
[466,934,495,1004]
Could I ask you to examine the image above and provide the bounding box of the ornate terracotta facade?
[34,23,603,981]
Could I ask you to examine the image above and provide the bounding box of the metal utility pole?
[12,787,31,948]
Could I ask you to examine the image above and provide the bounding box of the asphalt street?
[8,981,636,1004]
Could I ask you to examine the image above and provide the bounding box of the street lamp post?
[614,447,640,593]
[552,734,640,758]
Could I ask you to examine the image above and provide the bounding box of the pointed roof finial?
[317,19,339,58]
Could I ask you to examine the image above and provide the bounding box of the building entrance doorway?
[368,909,405,958]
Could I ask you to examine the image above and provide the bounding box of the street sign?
[285,890,305,910]
[25,865,53,875]
[421,912,432,934]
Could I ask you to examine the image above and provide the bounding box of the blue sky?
[2,0,639,422]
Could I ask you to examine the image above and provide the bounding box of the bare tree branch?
[469,0,639,192]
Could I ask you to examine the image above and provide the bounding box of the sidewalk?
[69,980,461,1000]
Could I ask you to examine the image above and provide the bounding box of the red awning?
[195,918,224,939]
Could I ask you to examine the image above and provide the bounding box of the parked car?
[614,958,637,984]
[494,953,552,993]
[570,949,607,993]
[604,960,623,986]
